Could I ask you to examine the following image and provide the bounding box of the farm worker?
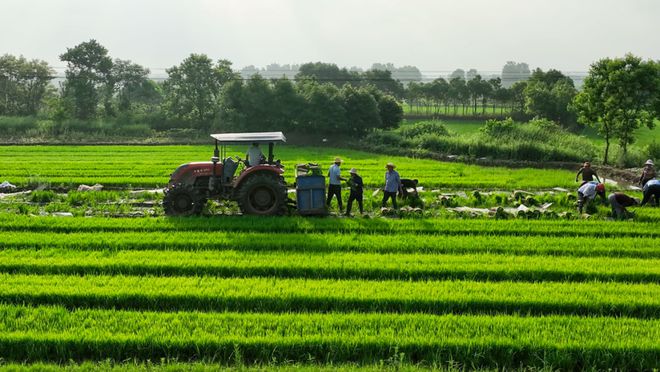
[577,181,605,214]
[640,178,660,207]
[399,178,419,199]
[382,162,402,209]
[639,159,656,187]
[607,192,639,220]
[245,143,264,167]
[346,168,364,216]
[575,161,601,185]
[326,157,346,212]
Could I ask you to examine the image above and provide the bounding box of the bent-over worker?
[577,181,605,214]
[641,178,660,207]
[399,179,419,199]
[607,192,639,220]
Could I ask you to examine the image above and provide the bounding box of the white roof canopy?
[210,132,286,144]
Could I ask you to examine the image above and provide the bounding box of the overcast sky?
[2,0,659,75]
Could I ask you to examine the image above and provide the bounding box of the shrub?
[646,141,660,161]
[399,121,450,138]
[480,118,515,137]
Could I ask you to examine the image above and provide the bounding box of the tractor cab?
[164,132,289,216]
[210,131,286,185]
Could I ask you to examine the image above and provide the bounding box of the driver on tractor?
[246,143,264,167]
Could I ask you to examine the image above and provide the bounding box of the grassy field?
[0,145,658,370]
[403,105,511,116]
[403,118,660,155]
[0,145,579,189]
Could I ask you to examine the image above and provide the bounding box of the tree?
[466,69,478,81]
[510,81,527,113]
[0,54,54,116]
[448,77,468,114]
[501,61,530,87]
[340,85,381,136]
[367,88,403,129]
[163,54,236,128]
[573,54,660,163]
[295,62,360,87]
[362,69,404,98]
[60,39,113,119]
[297,80,347,134]
[107,59,157,114]
[449,69,465,80]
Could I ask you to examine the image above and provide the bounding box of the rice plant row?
[0,304,657,369]
[0,249,658,283]
[1,274,658,317]
[1,215,658,238]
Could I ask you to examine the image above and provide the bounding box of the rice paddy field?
[0,145,658,370]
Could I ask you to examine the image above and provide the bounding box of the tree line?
[0,40,403,136]
[0,40,658,164]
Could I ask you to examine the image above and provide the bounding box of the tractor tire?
[163,183,206,216]
[236,173,287,216]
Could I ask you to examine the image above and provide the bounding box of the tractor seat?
[222,158,238,183]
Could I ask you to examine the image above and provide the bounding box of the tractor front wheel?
[236,174,287,216]
[163,184,206,216]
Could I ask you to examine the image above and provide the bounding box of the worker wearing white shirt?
[246,143,264,167]
[577,181,605,213]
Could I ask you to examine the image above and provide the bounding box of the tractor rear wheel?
[163,184,206,216]
[236,173,287,216]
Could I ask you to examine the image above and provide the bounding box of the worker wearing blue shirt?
[326,157,346,212]
[383,162,401,209]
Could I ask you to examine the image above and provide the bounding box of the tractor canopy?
[210,131,286,165]
[210,132,286,144]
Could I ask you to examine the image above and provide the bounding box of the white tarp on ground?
[77,184,104,191]
[0,181,16,191]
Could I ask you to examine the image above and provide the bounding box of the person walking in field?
[382,162,401,209]
[575,161,601,185]
[639,160,656,186]
[245,143,264,167]
[607,192,639,219]
[577,181,606,214]
[640,178,660,207]
[346,168,364,216]
[327,157,346,212]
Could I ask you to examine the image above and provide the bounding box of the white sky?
[2,0,659,74]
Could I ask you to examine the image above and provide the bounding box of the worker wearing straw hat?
[382,162,401,209]
[639,159,656,187]
[346,168,364,216]
[326,157,346,212]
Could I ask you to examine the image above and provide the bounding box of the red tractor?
[163,132,288,216]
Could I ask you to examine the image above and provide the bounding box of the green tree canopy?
[0,54,54,116]
[573,54,660,163]
[60,39,113,119]
[163,54,236,128]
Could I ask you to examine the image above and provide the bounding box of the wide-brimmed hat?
[349,168,358,174]
[645,159,654,166]
[385,162,396,169]
[334,157,342,163]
